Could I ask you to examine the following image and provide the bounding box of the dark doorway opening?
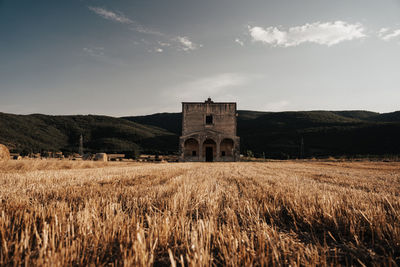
[206,147,213,162]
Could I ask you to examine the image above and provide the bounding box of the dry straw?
[0,144,10,161]
[94,153,108,162]
[0,161,399,265]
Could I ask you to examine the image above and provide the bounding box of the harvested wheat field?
[0,160,399,266]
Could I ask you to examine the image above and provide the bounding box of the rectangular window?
[192,151,197,156]
[206,115,213,124]
[221,151,226,156]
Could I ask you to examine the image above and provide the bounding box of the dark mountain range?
[125,110,400,158]
[1,110,399,158]
[123,113,182,135]
[0,113,177,157]
[367,111,400,122]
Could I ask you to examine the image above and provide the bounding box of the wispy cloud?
[235,38,244,46]
[82,46,128,66]
[88,6,202,52]
[379,28,400,41]
[88,6,132,24]
[166,73,252,101]
[264,100,290,111]
[83,46,105,57]
[158,41,171,47]
[131,25,165,37]
[176,36,202,51]
[89,6,162,35]
[249,21,366,47]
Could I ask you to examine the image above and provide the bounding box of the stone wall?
[182,102,237,136]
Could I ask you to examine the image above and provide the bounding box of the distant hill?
[124,110,400,158]
[367,111,400,122]
[331,110,379,120]
[123,113,182,135]
[236,111,400,158]
[1,110,399,158]
[0,113,177,156]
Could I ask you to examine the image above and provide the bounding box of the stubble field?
[0,160,399,266]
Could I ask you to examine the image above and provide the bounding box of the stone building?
[179,98,240,162]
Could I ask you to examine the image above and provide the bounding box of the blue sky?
[1,0,400,115]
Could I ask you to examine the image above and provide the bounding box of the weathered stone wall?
[182,103,237,136]
[220,138,234,157]
[183,138,199,157]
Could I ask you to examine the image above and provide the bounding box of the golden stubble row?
[0,161,399,266]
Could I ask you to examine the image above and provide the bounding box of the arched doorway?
[203,139,216,162]
[220,138,234,159]
[184,138,199,158]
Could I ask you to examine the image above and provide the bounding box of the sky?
[1,0,400,116]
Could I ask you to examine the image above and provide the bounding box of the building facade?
[179,98,240,162]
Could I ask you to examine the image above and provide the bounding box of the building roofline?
[182,97,236,105]
[182,102,237,104]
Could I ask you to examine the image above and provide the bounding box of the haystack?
[0,144,10,162]
[94,153,108,162]
[82,153,93,160]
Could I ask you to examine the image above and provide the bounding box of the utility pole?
[300,136,304,159]
[79,134,83,156]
